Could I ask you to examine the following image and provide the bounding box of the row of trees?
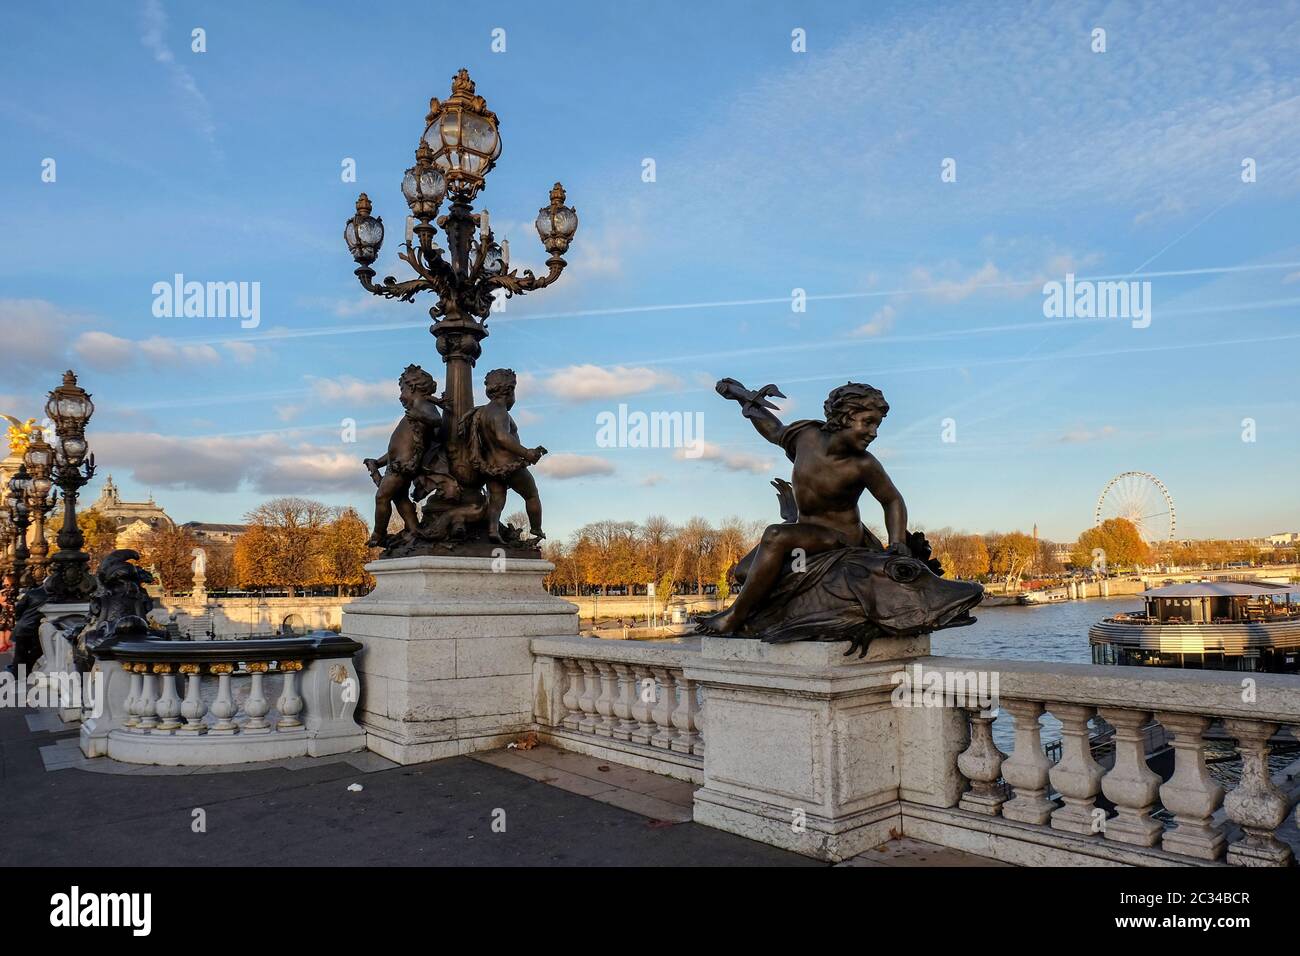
[134,498,374,595]
[542,516,764,607]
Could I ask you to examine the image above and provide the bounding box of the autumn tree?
[238,497,332,595]
[1071,518,1150,572]
[136,524,200,593]
[318,507,375,595]
[987,531,1038,591]
[929,528,990,580]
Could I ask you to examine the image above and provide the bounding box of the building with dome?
[90,475,174,544]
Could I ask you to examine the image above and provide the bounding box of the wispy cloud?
[542,364,682,402]
[140,0,217,146]
[535,453,616,479]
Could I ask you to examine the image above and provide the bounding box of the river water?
[931,594,1133,666]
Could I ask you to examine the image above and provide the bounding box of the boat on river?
[1089,580,1300,673]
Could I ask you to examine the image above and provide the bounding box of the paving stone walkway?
[1,652,1003,866]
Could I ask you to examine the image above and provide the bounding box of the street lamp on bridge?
[45,370,97,602]
[343,68,578,443]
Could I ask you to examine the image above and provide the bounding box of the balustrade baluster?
[670,674,700,754]
[243,662,271,733]
[560,659,583,730]
[153,664,182,733]
[576,660,599,734]
[649,666,678,749]
[136,668,159,731]
[208,664,238,735]
[123,665,144,730]
[1222,719,1293,866]
[1097,708,1163,846]
[612,663,637,741]
[1000,699,1054,824]
[1155,712,1225,860]
[1047,703,1104,835]
[593,662,618,737]
[694,695,705,756]
[630,664,656,745]
[276,661,304,730]
[177,664,208,735]
[957,710,1007,814]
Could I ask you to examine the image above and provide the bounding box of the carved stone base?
[685,636,931,861]
[344,556,578,764]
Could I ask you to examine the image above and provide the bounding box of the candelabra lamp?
[44,371,97,602]
[22,427,56,584]
[7,465,32,589]
[342,69,578,556]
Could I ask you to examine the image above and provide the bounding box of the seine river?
[931,594,1134,666]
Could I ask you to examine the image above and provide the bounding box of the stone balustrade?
[531,634,705,783]
[912,658,1300,867]
[79,633,367,765]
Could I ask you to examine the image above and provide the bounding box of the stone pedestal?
[685,634,931,862]
[343,556,578,764]
[38,602,91,724]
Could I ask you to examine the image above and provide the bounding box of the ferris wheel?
[1095,472,1176,541]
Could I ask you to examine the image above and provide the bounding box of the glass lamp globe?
[344,193,385,265]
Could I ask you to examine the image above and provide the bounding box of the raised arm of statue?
[715,378,788,446]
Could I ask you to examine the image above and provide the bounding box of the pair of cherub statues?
[365,365,546,553]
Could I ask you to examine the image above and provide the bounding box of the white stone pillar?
[343,556,579,764]
[687,635,928,862]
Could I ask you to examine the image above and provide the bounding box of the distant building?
[182,522,248,544]
[91,476,174,536]
[1265,532,1300,546]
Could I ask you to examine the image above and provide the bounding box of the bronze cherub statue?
[696,378,983,656]
[459,368,547,546]
[364,364,447,549]
[362,365,548,557]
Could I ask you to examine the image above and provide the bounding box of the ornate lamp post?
[343,68,578,474]
[44,371,97,602]
[7,465,32,589]
[22,428,55,583]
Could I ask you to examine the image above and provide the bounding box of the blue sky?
[2,0,1298,543]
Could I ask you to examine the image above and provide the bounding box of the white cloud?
[92,430,372,494]
[72,331,136,370]
[224,341,260,363]
[909,262,1005,303]
[139,336,221,366]
[679,441,773,475]
[851,304,896,337]
[1058,425,1118,444]
[308,376,394,405]
[140,0,216,144]
[542,364,681,402]
[534,453,615,479]
[0,299,85,381]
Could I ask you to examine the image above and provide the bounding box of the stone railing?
[80,633,367,765]
[905,658,1300,867]
[531,634,705,783]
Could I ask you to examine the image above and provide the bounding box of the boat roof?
[1142,581,1299,598]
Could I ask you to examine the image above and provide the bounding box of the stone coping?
[923,656,1300,723]
[364,556,555,574]
[531,632,701,667]
[97,632,361,664]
